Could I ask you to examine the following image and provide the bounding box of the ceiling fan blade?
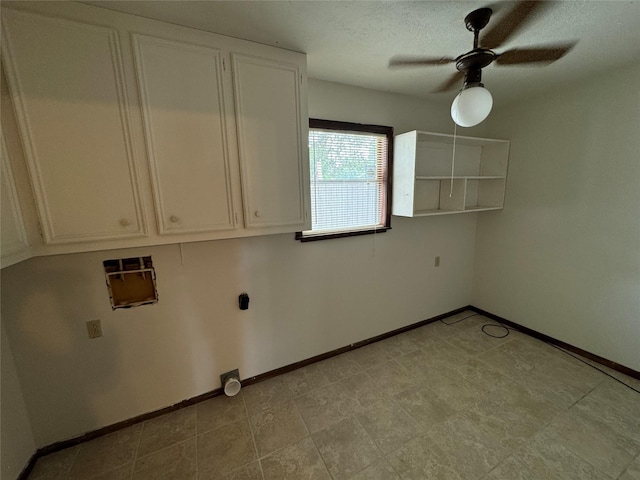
[433,71,465,93]
[389,56,456,68]
[481,1,551,50]
[495,44,576,65]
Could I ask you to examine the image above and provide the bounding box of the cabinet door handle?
[254,211,261,217]
[169,215,179,223]
[120,219,130,227]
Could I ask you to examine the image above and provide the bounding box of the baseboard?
[469,306,640,380]
[21,304,638,476]
[16,455,38,480]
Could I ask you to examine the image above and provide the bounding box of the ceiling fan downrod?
[465,7,492,49]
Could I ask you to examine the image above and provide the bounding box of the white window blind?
[304,127,389,237]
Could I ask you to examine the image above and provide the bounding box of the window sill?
[295,226,391,242]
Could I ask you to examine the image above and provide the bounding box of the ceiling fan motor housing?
[455,48,496,73]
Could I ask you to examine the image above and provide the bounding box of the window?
[296,119,393,241]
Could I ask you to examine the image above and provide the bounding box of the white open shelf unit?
[392,131,510,217]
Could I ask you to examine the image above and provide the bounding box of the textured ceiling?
[87,1,640,108]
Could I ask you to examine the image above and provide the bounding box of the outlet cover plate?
[86,319,102,339]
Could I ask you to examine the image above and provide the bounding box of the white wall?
[0,79,478,447]
[473,64,640,371]
[1,319,36,479]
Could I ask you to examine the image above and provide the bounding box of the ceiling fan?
[389,2,576,126]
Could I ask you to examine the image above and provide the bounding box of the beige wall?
[473,64,640,371]
[1,79,479,447]
[1,320,35,479]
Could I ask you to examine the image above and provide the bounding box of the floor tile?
[242,377,292,415]
[393,384,456,431]
[386,434,464,479]
[347,460,400,480]
[197,394,247,434]
[260,437,330,480]
[137,406,196,457]
[451,356,522,397]
[564,349,640,392]
[483,455,537,480]
[355,398,420,454]
[337,372,386,409]
[396,324,442,349]
[294,382,360,433]
[620,454,640,480]
[463,398,556,451]
[410,364,489,411]
[376,333,420,358]
[249,400,308,457]
[28,446,79,480]
[68,424,142,480]
[317,351,363,383]
[222,461,264,480]
[89,463,133,480]
[364,359,415,397]
[499,339,604,393]
[349,342,393,369]
[417,337,471,369]
[477,344,587,408]
[280,363,330,397]
[395,349,442,383]
[515,428,611,480]
[198,419,256,479]
[544,407,640,478]
[313,417,380,480]
[424,413,509,478]
[573,392,640,443]
[133,438,196,480]
[585,378,640,420]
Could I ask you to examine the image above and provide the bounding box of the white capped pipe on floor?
[224,376,241,396]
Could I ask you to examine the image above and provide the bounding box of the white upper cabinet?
[0,2,310,257]
[1,9,147,244]
[1,133,30,267]
[132,34,236,235]
[232,55,308,229]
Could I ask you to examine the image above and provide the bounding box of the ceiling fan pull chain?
[450,121,458,197]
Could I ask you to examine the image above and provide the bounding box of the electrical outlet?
[86,319,102,339]
[435,256,441,267]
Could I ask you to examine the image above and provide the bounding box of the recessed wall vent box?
[103,256,158,309]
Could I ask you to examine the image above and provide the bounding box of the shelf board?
[415,176,505,180]
[464,205,503,212]
[412,208,462,217]
[414,131,510,147]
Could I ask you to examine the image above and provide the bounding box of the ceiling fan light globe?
[451,86,493,127]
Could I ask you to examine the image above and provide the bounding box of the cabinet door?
[232,54,308,229]
[1,9,146,244]
[1,133,30,267]
[133,35,236,235]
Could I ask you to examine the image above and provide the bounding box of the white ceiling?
[87,1,640,107]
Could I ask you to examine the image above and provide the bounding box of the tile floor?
[27,311,640,480]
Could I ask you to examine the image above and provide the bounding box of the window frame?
[296,118,393,242]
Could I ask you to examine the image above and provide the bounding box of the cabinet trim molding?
[1,132,29,263]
